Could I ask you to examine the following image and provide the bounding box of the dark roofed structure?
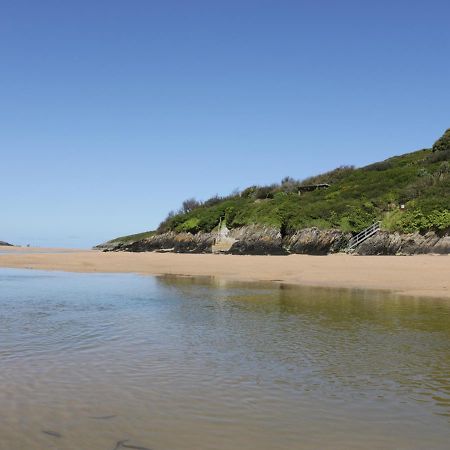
[297,183,330,193]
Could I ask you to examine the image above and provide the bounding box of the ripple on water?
[0,269,449,450]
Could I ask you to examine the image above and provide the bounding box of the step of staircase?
[347,221,381,251]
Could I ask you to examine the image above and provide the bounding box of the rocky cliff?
[96,226,449,255]
[354,231,450,255]
[0,241,13,246]
[96,226,350,255]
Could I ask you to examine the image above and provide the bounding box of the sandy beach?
[0,246,449,299]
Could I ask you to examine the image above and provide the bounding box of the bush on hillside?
[364,160,394,171]
[300,165,355,186]
[203,195,223,207]
[254,186,275,199]
[157,210,177,233]
[151,132,450,238]
[396,209,450,233]
[432,128,450,153]
[339,205,376,233]
[177,218,201,233]
[181,198,202,213]
[427,148,450,163]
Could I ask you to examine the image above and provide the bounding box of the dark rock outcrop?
[0,241,13,246]
[97,226,350,255]
[96,226,449,256]
[285,228,350,255]
[355,231,450,255]
[228,226,286,255]
[103,231,216,253]
[94,241,121,251]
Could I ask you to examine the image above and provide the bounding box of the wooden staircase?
[347,221,381,251]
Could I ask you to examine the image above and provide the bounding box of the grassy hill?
[109,129,450,245]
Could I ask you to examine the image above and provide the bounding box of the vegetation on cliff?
[107,129,450,246]
[107,230,156,245]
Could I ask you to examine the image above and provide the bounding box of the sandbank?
[0,246,449,299]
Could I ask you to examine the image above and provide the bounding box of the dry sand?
[0,246,449,299]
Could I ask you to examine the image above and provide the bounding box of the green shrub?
[177,218,201,233]
[241,186,257,198]
[300,165,355,186]
[203,195,223,207]
[396,209,450,233]
[427,210,450,231]
[397,210,429,233]
[198,215,221,233]
[254,186,274,199]
[432,128,450,153]
[364,160,393,171]
[224,207,236,225]
[438,161,450,174]
[339,206,376,233]
[181,198,201,213]
[427,148,450,163]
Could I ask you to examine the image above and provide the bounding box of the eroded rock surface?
[95,227,449,256]
[285,228,350,255]
[96,226,349,255]
[228,225,286,255]
[355,231,450,255]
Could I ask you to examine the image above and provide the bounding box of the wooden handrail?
[347,221,381,250]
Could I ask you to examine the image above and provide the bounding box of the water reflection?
[0,269,449,450]
[157,275,450,413]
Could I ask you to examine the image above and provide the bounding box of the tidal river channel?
[0,269,449,449]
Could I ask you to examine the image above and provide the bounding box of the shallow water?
[0,269,449,450]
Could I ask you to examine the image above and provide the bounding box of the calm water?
[0,269,449,450]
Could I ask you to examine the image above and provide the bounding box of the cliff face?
[97,226,351,255]
[96,226,449,255]
[285,228,349,254]
[227,225,286,255]
[354,231,450,255]
[97,231,216,253]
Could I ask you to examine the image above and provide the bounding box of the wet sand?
[0,246,449,299]
[0,246,82,253]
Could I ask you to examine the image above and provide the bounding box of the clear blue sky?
[1,0,449,248]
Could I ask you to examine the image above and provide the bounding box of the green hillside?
[111,129,450,245]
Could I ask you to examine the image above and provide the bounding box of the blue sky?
[1,0,449,248]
